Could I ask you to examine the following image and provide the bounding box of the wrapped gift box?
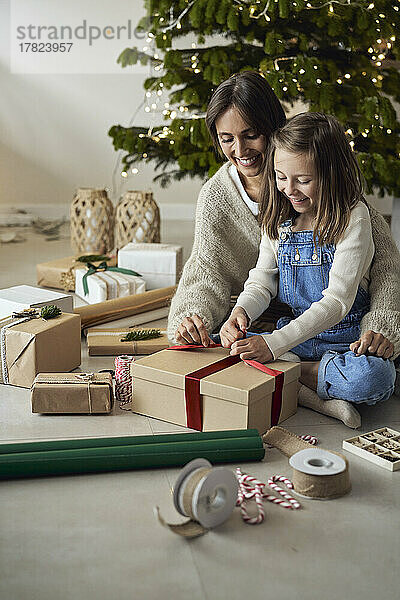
[0,312,81,388]
[36,255,117,291]
[130,346,300,434]
[31,372,113,414]
[118,243,183,290]
[75,268,146,304]
[0,285,73,319]
[87,328,170,356]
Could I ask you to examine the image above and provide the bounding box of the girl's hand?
[350,330,394,359]
[220,307,249,348]
[175,315,211,347]
[230,335,274,363]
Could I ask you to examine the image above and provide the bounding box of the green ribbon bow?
[82,262,142,296]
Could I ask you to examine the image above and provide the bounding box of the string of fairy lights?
[116,0,398,182]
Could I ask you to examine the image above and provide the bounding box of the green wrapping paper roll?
[0,430,265,479]
[0,428,260,455]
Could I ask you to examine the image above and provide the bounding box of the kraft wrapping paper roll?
[0,429,265,479]
[263,426,351,500]
[74,286,176,329]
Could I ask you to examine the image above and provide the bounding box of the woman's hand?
[220,307,249,348]
[175,315,211,346]
[350,330,394,359]
[229,335,274,363]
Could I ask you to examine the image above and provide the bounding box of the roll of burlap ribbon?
[263,426,351,500]
[155,458,239,538]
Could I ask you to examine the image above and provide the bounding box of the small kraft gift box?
[86,328,170,356]
[75,263,146,304]
[130,345,300,434]
[0,309,81,388]
[118,243,183,290]
[36,255,117,291]
[0,285,73,318]
[31,372,113,414]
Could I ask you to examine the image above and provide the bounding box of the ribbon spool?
[288,448,350,500]
[173,458,239,528]
[156,458,239,538]
[263,427,351,500]
[115,355,134,407]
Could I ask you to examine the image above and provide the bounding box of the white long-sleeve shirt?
[236,201,375,359]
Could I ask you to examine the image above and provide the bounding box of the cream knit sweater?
[167,162,400,359]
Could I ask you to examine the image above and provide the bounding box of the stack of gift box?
[0,241,300,434]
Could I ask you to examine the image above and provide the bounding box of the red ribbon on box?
[167,344,284,431]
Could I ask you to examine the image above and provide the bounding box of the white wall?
[0,0,393,215]
[0,0,203,211]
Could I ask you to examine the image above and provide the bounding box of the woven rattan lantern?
[115,191,160,250]
[70,188,114,254]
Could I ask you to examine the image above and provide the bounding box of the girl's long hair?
[205,71,286,154]
[260,112,366,246]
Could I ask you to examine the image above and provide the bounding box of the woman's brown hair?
[205,71,286,154]
[260,112,365,246]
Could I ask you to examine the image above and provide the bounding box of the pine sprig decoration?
[76,255,111,264]
[121,328,162,342]
[40,305,62,320]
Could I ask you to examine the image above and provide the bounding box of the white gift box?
[117,243,183,290]
[75,268,146,304]
[0,285,73,318]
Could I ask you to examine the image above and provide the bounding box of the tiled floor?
[0,220,399,600]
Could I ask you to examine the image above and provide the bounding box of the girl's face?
[215,106,267,182]
[274,148,318,217]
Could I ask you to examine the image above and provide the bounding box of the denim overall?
[212,221,395,405]
[271,220,396,405]
[275,221,370,358]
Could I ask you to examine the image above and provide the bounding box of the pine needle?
[76,254,111,263]
[40,305,62,320]
[121,328,162,342]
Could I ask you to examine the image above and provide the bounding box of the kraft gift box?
[130,346,300,434]
[118,243,183,290]
[31,372,113,414]
[36,255,117,291]
[0,312,81,388]
[86,328,170,356]
[75,268,146,304]
[0,285,73,318]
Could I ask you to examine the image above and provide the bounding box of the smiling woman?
[205,72,285,202]
[214,107,267,202]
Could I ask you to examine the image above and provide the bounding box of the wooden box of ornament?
[130,346,300,434]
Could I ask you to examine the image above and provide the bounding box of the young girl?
[220,112,396,419]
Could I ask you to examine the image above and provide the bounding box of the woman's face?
[215,106,267,181]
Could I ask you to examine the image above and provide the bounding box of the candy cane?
[300,434,318,445]
[265,476,301,509]
[264,433,318,449]
[236,468,302,524]
[236,469,266,524]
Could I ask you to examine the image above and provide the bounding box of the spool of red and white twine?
[236,434,318,524]
[115,355,134,407]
